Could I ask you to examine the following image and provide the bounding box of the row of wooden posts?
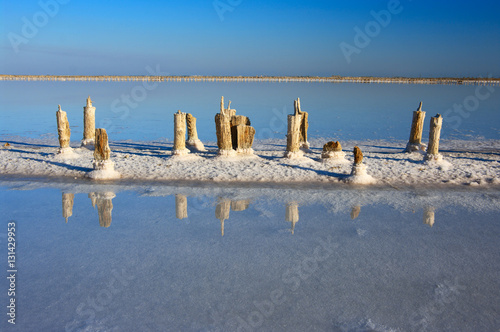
[55,96,444,176]
[61,191,437,233]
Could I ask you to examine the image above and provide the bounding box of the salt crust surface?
[1,137,499,187]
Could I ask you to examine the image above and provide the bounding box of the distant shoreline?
[1,74,499,85]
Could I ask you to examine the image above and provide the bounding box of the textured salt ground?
[1,137,499,186]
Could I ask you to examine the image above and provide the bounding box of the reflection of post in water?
[231,199,250,212]
[215,199,231,236]
[62,193,74,223]
[286,202,299,234]
[88,192,97,208]
[351,206,361,220]
[424,206,435,227]
[175,194,188,220]
[96,192,116,228]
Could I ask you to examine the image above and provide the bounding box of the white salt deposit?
[1,137,499,186]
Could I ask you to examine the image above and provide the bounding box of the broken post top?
[177,109,182,114]
[86,96,92,107]
[294,98,302,115]
[353,146,363,165]
[58,104,61,112]
[417,101,423,112]
[433,113,442,119]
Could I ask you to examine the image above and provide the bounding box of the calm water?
[1,81,499,142]
[1,81,499,331]
[0,181,499,331]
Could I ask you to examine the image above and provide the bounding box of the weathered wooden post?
[81,96,96,147]
[346,146,376,184]
[88,128,120,179]
[175,194,188,220]
[215,199,231,236]
[62,192,74,223]
[186,113,206,151]
[425,114,443,161]
[230,115,255,154]
[285,202,299,234]
[173,110,190,156]
[295,98,310,149]
[321,141,346,161]
[215,97,236,156]
[424,206,435,227]
[285,100,304,158]
[56,105,72,154]
[405,102,426,152]
[96,192,115,228]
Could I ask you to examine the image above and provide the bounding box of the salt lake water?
[0,81,499,331]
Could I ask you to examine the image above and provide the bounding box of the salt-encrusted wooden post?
[62,192,74,223]
[346,146,376,184]
[173,110,190,156]
[96,192,115,228]
[286,202,299,234]
[175,194,188,220]
[215,199,231,236]
[405,102,426,152]
[88,128,120,179]
[425,114,443,161]
[424,206,435,227]
[285,100,304,158]
[230,115,255,154]
[295,98,310,149]
[321,141,345,160]
[186,113,206,151]
[56,105,72,154]
[231,199,250,212]
[215,96,236,156]
[82,96,96,147]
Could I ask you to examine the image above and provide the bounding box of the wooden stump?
[286,104,303,157]
[215,97,237,155]
[405,102,426,152]
[62,192,74,223]
[425,114,443,160]
[186,113,199,142]
[173,110,190,155]
[321,141,345,160]
[295,98,309,148]
[56,105,71,152]
[175,194,188,220]
[82,96,96,146]
[353,146,363,165]
[94,128,111,161]
[96,192,115,228]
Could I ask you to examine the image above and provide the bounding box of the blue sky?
[1,0,499,77]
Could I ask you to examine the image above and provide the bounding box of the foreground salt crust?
[1,137,499,186]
